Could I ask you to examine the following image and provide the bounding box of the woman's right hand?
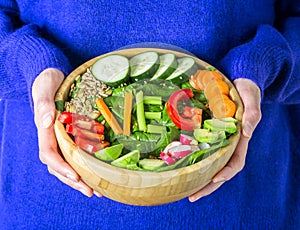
[32,68,100,198]
[189,78,262,202]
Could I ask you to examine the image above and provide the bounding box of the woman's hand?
[189,78,262,202]
[32,68,100,198]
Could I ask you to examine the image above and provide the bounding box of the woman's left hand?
[189,78,262,202]
[32,68,97,197]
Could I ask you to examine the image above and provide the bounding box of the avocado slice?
[203,118,237,134]
[193,128,226,144]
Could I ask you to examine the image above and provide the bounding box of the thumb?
[32,68,64,128]
[234,78,262,138]
[34,98,56,129]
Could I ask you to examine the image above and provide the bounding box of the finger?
[212,79,261,181]
[234,79,262,138]
[189,135,249,202]
[38,126,80,183]
[212,134,249,183]
[48,167,95,197]
[189,180,225,202]
[33,92,80,182]
[93,191,103,198]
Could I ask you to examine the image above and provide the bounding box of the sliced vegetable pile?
[58,51,238,172]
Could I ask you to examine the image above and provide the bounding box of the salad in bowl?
[54,47,243,205]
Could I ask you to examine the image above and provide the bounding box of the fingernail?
[243,121,253,138]
[213,177,226,183]
[94,191,102,198]
[80,188,92,197]
[42,113,54,128]
[189,195,201,202]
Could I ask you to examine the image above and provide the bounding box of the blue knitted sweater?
[0,0,299,229]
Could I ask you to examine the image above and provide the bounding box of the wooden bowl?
[54,48,243,206]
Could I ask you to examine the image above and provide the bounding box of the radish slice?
[168,145,193,159]
[180,134,198,145]
[160,152,176,165]
[163,141,182,154]
[199,142,210,150]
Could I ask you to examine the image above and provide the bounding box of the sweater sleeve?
[218,0,300,104]
[0,1,72,103]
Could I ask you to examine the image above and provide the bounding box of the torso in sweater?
[17,0,275,67]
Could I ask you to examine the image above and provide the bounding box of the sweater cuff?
[17,34,73,94]
[217,24,293,101]
[13,24,72,108]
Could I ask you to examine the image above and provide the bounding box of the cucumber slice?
[91,54,130,87]
[151,53,177,80]
[130,51,159,81]
[138,158,166,171]
[166,57,198,84]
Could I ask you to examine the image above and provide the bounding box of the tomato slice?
[75,136,109,154]
[166,89,202,131]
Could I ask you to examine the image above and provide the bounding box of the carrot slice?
[96,98,123,135]
[208,94,231,110]
[201,71,223,88]
[123,92,133,136]
[195,70,206,90]
[189,70,224,91]
[211,98,236,118]
[204,79,230,101]
[189,70,207,90]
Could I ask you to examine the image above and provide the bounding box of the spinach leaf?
[117,132,161,158]
[147,127,179,156]
[104,96,125,121]
[155,153,192,172]
[188,139,230,165]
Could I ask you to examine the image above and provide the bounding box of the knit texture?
[0,0,299,229]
